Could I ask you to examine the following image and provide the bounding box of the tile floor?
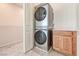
[0,42,64,56]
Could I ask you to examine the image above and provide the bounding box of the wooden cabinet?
[62,36,72,55]
[53,31,76,55]
[53,35,63,52]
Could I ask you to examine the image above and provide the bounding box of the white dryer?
[34,3,54,29]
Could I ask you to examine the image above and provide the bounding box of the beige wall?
[50,3,76,30]
[0,4,23,47]
[0,4,23,26]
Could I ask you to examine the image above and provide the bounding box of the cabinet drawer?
[53,31,72,36]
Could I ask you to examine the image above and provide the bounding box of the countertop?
[53,28,77,31]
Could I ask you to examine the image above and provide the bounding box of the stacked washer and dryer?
[34,3,54,52]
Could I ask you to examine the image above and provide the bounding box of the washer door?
[34,7,46,21]
[35,30,46,45]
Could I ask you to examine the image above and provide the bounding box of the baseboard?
[0,40,22,48]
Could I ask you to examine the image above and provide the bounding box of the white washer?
[34,29,52,52]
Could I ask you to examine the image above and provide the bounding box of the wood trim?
[72,31,77,56]
[53,31,72,36]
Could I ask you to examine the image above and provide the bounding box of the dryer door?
[34,7,46,21]
[35,30,46,45]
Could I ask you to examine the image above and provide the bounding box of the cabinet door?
[62,36,73,55]
[53,35,63,52]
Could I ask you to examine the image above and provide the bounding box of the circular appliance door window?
[34,7,46,21]
[35,30,46,45]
